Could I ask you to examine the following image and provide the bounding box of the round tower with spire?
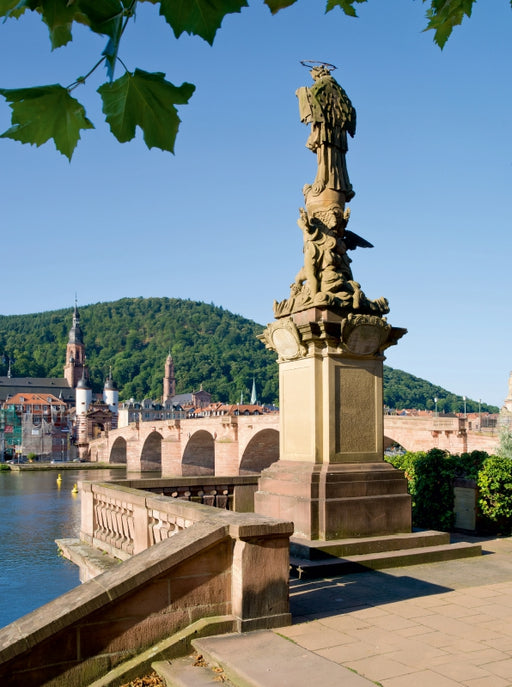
[103,369,119,428]
[163,352,176,404]
[75,370,92,457]
[64,301,88,388]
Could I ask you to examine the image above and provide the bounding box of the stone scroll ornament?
[274,61,389,319]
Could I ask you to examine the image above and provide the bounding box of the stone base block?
[255,460,412,540]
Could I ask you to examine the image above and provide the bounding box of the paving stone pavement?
[281,535,512,687]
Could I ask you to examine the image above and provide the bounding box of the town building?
[0,303,87,407]
[1,392,69,460]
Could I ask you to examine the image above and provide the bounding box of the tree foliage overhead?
[0,297,499,413]
[0,0,504,159]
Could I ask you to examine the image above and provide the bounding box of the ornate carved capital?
[258,318,307,362]
[340,314,407,357]
[260,310,406,361]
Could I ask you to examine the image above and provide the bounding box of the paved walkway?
[283,535,512,687]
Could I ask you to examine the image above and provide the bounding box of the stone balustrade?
[80,475,259,560]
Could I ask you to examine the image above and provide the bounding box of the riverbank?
[7,462,126,472]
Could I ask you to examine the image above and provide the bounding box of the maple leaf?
[326,0,367,16]
[264,0,297,14]
[158,0,248,45]
[0,84,94,160]
[98,69,195,153]
[423,0,475,48]
[0,0,23,17]
[13,0,89,49]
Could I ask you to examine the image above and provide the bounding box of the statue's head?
[310,66,331,81]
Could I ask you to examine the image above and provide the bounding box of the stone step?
[153,655,236,686]
[290,529,450,559]
[290,540,482,578]
[190,631,374,687]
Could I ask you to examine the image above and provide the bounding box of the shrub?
[413,449,456,531]
[385,451,420,506]
[477,455,512,533]
[452,450,488,480]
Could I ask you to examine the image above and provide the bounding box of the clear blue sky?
[0,1,511,408]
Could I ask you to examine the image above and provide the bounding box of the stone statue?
[272,63,389,320]
[274,204,388,318]
[296,62,356,201]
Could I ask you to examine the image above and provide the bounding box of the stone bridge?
[383,416,499,455]
[88,415,281,475]
[88,414,499,474]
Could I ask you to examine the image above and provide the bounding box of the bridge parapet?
[80,476,261,560]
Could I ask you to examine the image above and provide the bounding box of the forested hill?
[0,297,498,413]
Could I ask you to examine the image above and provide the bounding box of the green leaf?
[77,0,124,39]
[13,0,90,49]
[0,84,94,160]
[0,0,24,18]
[325,0,367,16]
[423,0,475,48]
[158,0,248,45]
[264,0,297,15]
[98,69,195,153]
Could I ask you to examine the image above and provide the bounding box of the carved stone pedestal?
[255,307,410,541]
[256,460,411,540]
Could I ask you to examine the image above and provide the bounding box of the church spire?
[64,299,87,388]
[250,377,257,405]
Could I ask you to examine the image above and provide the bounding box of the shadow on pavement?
[289,569,452,622]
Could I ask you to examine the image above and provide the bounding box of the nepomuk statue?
[273,62,389,319]
[296,62,356,202]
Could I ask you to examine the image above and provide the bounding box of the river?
[0,468,125,628]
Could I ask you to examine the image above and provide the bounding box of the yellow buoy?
[56,473,62,483]
[71,483,78,494]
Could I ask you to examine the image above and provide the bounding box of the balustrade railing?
[80,475,259,560]
[93,490,135,555]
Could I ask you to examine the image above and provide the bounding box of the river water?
[0,468,124,628]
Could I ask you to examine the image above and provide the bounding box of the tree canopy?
[0,296,499,412]
[0,0,505,159]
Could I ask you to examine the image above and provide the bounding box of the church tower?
[64,303,88,388]
[163,353,176,404]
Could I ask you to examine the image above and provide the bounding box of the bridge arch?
[383,435,409,453]
[182,430,215,476]
[109,436,127,464]
[141,431,163,472]
[239,429,279,475]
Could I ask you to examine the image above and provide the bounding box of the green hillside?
[0,297,499,412]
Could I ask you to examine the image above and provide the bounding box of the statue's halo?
[300,60,337,71]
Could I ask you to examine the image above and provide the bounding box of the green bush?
[386,449,489,531]
[413,449,456,530]
[451,450,488,480]
[477,455,512,533]
[385,450,421,509]
[388,449,512,533]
